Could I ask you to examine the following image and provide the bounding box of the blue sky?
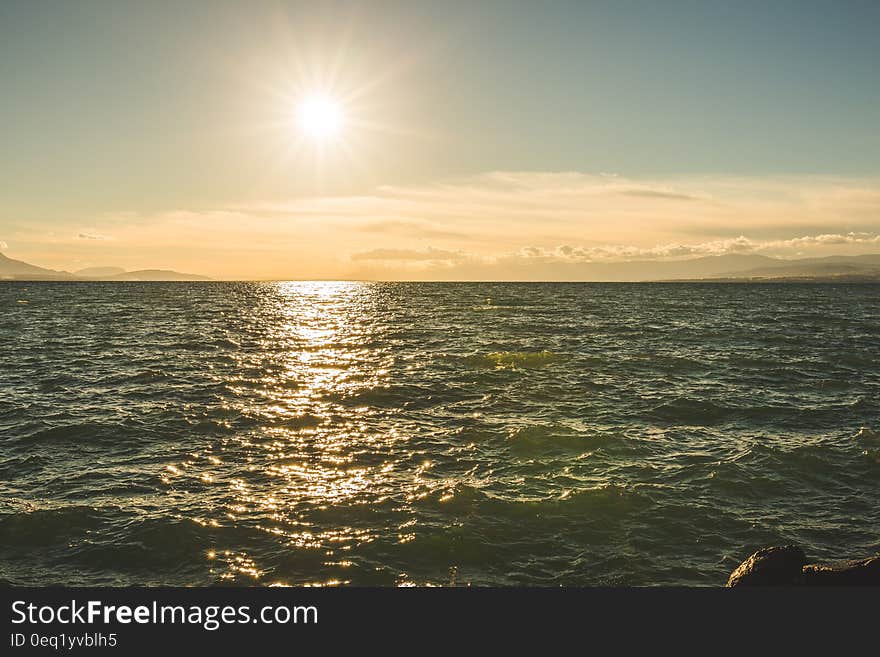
[1,0,878,277]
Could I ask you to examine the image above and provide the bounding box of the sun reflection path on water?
[180,282,438,585]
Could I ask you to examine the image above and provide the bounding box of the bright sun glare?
[297,94,343,140]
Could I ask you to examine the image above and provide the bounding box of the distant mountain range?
[664,253,880,282]
[2,250,880,282]
[0,252,210,281]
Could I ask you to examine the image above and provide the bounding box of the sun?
[297,94,344,140]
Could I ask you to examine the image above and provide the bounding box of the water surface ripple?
[1,282,878,586]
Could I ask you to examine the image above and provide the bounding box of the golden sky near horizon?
[6,172,879,279]
[1,2,879,279]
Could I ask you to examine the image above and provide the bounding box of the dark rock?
[726,545,807,587]
[801,556,880,586]
[727,546,880,586]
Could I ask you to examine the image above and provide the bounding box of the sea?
[1,281,878,586]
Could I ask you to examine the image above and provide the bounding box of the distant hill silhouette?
[711,254,880,280]
[488,253,880,282]
[106,269,211,281]
[0,252,209,281]
[463,253,880,282]
[0,252,73,280]
[74,266,126,277]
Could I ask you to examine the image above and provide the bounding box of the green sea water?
[1,281,878,586]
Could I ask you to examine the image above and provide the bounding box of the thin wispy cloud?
[351,247,467,262]
[617,189,699,201]
[356,220,467,240]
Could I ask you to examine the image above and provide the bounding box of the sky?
[1,0,878,279]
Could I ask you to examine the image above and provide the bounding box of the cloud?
[356,220,467,240]
[0,241,7,250]
[231,172,879,245]
[765,232,880,249]
[618,189,698,201]
[351,247,467,262]
[506,232,880,263]
[78,232,110,241]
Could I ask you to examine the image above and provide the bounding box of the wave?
[321,383,474,409]
[466,350,563,369]
[23,422,119,443]
[417,481,649,520]
[647,397,733,424]
[856,427,880,463]
[0,453,49,478]
[0,506,110,546]
[506,424,609,454]
[550,483,650,515]
[624,354,708,373]
[644,396,875,427]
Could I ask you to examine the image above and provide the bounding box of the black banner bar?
[1,587,876,651]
